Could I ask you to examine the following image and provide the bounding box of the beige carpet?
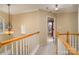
[35,39,57,55]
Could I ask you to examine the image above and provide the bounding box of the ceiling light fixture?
[5,4,15,35]
[55,4,58,10]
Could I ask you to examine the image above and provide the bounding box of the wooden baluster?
[25,39,27,55]
[75,35,76,50]
[16,42,18,55]
[71,35,72,47]
[70,35,73,49]
[27,39,29,55]
[11,43,14,55]
[74,35,75,49]
[23,39,25,55]
[20,40,22,55]
[72,35,74,48]
[76,35,78,51]
[77,35,78,51]
[5,46,7,55]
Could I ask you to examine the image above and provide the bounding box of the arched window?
[0,16,5,34]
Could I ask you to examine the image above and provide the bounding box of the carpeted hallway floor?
[35,37,57,55]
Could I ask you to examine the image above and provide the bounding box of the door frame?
[46,16,56,40]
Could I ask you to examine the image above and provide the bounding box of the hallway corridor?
[0,4,78,55]
[35,38,56,55]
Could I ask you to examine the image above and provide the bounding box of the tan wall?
[78,6,79,33]
[12,11,40,35]
[56,12,78,33]
[78,6,79,50]
[0,11,8,21]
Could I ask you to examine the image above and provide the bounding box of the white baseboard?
[30,45,40,55]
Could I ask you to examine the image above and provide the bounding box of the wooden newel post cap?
[67,32,70,35]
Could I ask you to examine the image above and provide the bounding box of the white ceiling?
[0,4,78,14]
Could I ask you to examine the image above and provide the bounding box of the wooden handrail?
[59,33,79,35]
[57,32,79,55]
[0,31,40,48]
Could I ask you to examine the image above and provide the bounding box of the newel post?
[0,42,1,48]
[66,32,70,45]
[66,32,70,54]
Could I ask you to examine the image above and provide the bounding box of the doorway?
[47,17,55,42]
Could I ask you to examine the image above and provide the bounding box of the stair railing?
[56,32,79,55]
[0,31,40,55]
